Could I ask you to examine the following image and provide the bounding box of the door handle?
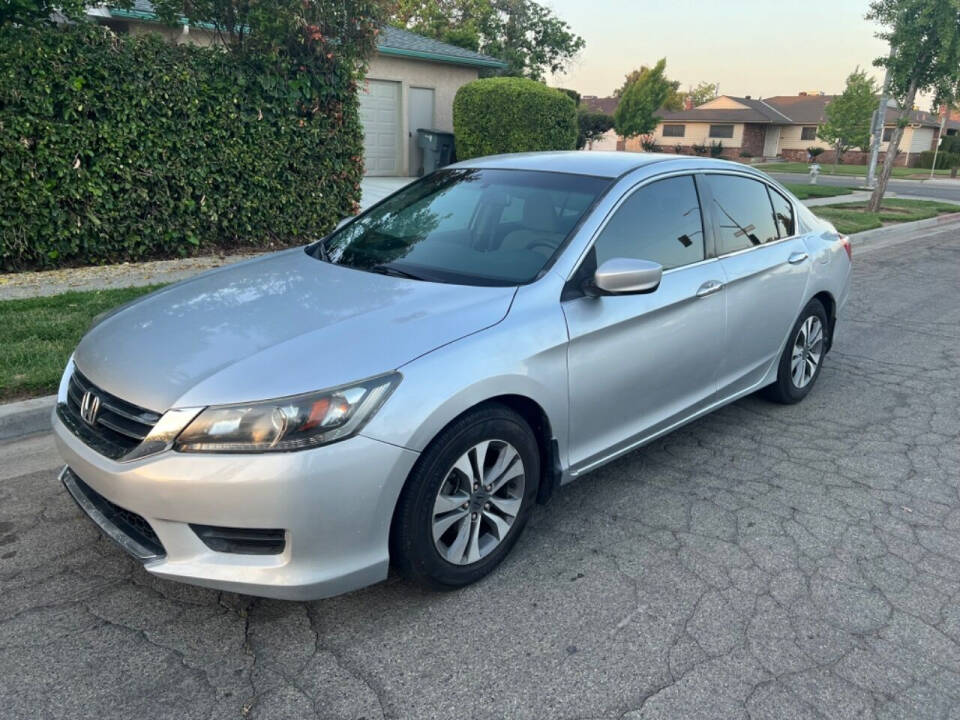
[696,280,724,297]
[788,251,809,264]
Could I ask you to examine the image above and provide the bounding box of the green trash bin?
[416,129,455,175]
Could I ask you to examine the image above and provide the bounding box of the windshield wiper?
[315,241,330,262]
[369,264,427,281]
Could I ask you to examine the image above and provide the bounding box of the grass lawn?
[759,162,952,179]
[782,183,853,200]
[813,198,960,235]
[0,285,161,402]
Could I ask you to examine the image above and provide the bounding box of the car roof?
[450,151,764,179]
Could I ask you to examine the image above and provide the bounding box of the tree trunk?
[868,81,917,212]
[833,143,840,174]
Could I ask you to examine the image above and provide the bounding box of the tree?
[1,0,131,26]
[613,58,675,139]
[390,0,584,81]
[577,108,615,149]
[151,0,388,67]
[818,68,878,170]
[614,66,682,110]
[685,81,719,107]
[866,0,960,211]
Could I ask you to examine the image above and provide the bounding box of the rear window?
[704,174,779,254]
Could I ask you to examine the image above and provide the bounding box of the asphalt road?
[770,172,960,203]
[2,225,960,719]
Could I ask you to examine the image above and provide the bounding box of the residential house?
[635,93,957,167]
[580,95,621,151]
[90,2,506,176]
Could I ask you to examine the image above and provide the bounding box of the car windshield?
[308,168,611,286]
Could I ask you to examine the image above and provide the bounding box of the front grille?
[59,369,161,459]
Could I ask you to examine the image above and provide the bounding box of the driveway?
[2,226,960,719]
[361,176,414,209]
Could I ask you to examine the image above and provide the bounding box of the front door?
[408,87,435,176]
[763,126,781,157]
[563,175,726,472]
[702,173,811,396]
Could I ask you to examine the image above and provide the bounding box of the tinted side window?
[594,176,705,270]
[705,175,779,254]
[768,187,796,238]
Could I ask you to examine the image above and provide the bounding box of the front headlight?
[174,373,400,453]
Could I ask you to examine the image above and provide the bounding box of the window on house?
[663,124,685,138]
[709,124,734,139]
[800,126,817,140]
[882,127,894,142]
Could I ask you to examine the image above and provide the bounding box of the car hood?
[74,249,516,412]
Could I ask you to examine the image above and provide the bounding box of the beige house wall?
[696,97,750,110]
[651,121,745,148]
[778,124,831,152]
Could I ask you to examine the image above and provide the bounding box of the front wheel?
[763,298,829,404]
[390,403,540,590]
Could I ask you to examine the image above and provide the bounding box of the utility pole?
[930,110,948,180]
[867,53,893,189]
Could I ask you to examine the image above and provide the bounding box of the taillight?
[839,234,852,261]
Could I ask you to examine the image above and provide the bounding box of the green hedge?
[452,77,577,160]
[916,150,960,169]
[0,24,363,271]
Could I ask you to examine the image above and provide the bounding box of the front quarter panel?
[360,272,570,465]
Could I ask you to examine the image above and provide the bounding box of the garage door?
[359,80,401,176]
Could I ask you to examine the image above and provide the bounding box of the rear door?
[562,174,726,471]
[703,174,811,396]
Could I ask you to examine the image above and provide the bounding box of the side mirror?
[590,257,663,295]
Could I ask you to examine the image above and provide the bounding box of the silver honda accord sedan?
[54,152,851,600]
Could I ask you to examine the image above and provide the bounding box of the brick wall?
[780,147,917,167]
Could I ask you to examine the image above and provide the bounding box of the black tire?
[390,403,540,590]
[763,298,829,404]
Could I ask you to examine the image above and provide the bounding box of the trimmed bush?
[0,24,363,271]
[917,150,960,169]
[453,77,577,160]
[939,134,960,154]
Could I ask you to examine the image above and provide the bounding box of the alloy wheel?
[431,440,525,566]
[791,315,824,389]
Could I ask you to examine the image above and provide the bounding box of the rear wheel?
[763,298,828,404]
[391,404,540,589]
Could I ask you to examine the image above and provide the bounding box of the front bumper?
[53,409,419,600]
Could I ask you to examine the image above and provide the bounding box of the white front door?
[359,80,401,176]
[763,126,781,157]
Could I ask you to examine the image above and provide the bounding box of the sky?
[545,0,891,100]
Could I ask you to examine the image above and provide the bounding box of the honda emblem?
[79,391,101,426]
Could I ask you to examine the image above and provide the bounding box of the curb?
[0,394,55,442]
[849,211,960,246]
